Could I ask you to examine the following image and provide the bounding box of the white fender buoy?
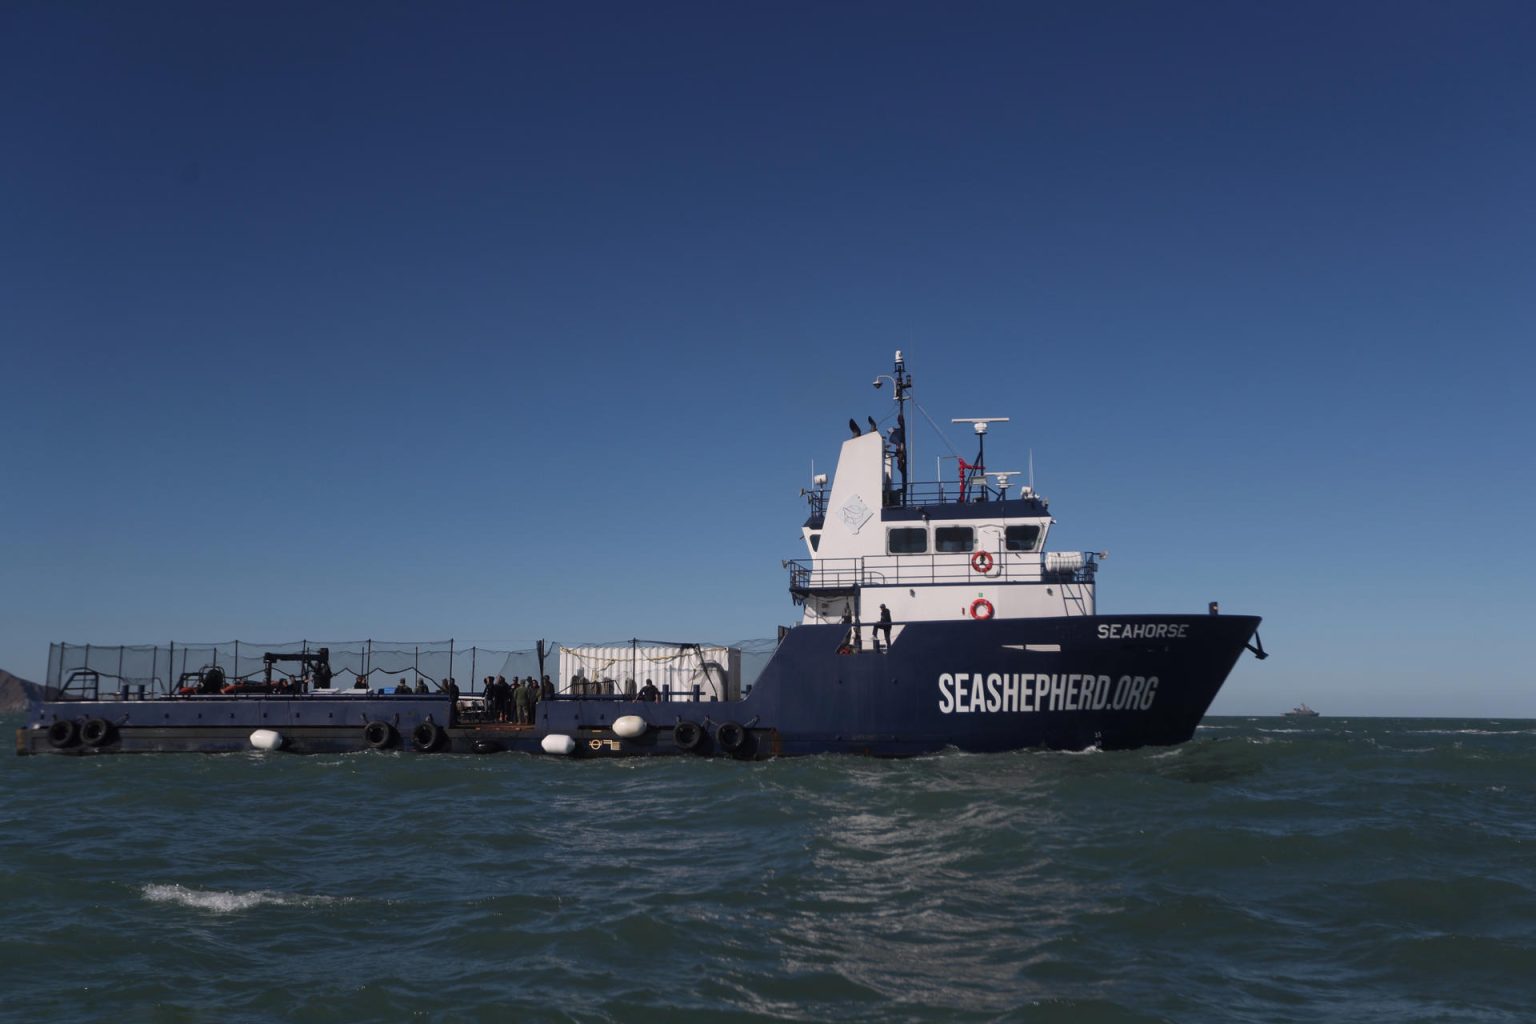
[540,734,576,755]
[249,729,285,751]
[612,715,647,739]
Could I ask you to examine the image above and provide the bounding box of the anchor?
[1246,632,1268,660]
[1212,600,1268,660]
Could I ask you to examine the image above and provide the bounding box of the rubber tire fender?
[47,719,80,749]
[672,720,705,753]
[411,721,444,752]
[363,721,398,750]
[80,718,114,747]
[715,721,748,755]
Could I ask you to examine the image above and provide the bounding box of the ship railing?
[787,552,1097,594]
[834,617,917,654]
[882,480,1021,507]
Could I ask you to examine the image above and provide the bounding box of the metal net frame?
[45,637,784,700]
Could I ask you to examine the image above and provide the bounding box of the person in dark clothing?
[415,678,429,694]
[639,679,659,702]
[495,675,510,723]
[541,675,555,700]
[877,603,893,652]
[516,678,534,724]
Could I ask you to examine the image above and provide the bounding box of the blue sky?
[3,1,1532,715]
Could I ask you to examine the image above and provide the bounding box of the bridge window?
[935,526,974,552]
[1006,524,1042,551]
[887,527,927,554]
[809,533,821,552]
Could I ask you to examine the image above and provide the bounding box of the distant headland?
[0,669,44,714]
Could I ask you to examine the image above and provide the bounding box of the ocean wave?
[141,883,346,914]
[1404,728,1526,737]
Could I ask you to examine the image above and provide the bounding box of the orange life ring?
[971,551,994,574]
[971,598,994,620]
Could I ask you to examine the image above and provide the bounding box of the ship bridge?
[791,353,1101,637]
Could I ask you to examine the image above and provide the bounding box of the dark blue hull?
[536,614,1260,757]
[18,615,1260,757]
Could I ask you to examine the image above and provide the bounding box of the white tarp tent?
[557,644,742,701]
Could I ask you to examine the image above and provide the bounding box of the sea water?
[2,717,1533,1023]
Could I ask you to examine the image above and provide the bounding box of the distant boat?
[1284,703,1320,718]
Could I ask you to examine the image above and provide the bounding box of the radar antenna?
[951,418,1008,500]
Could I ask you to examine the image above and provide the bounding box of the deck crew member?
[496,676,508,721]
[639,678,659,702]
[877,604,892,651]
[516,677,533,724]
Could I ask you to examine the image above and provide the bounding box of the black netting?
[46,637,784,699]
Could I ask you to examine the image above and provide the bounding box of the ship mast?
[874,350,912,502]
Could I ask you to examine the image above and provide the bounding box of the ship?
[18,352,1265,758]
[1284,703,1319,718]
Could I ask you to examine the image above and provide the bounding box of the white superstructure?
[789,352,1100,647]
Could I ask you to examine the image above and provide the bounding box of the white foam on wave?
[142,883,344,914]
[1405,728,1511,737]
